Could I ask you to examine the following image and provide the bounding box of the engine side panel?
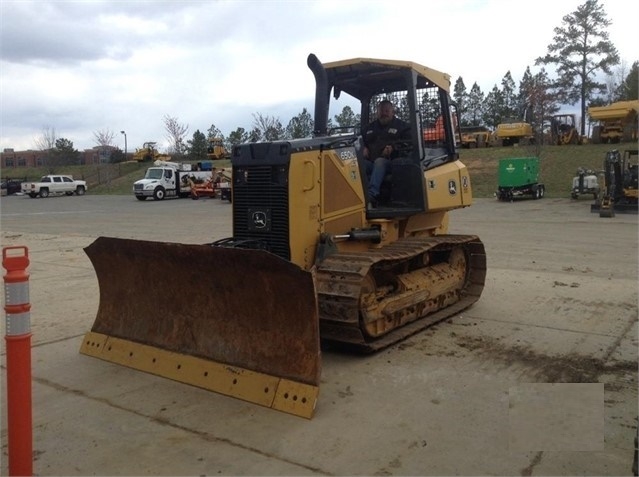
[424,160,473,212]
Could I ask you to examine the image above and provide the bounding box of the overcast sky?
[1,0,637,153]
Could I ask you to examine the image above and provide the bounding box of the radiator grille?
[232,165,290,260]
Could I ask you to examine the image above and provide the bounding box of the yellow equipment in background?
[80,54,487,419]
[132,141,171,162]
[551,114,582,145]
[592,149,639,217]
[588,101,639,144]
[460,126,496,148]
[495,120,534,146]
[206,138,230,160]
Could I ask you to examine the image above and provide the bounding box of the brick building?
[1,146,121,169]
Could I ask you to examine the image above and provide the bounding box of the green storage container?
[498,157,540,188]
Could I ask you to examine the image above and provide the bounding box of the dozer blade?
[79,237,321,418]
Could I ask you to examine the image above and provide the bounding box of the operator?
[362,100,411,207]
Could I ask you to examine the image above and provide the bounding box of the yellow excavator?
[591,149,638,217]
[80,54,487,419]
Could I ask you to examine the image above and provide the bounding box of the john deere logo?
[506,163,516,173]
[448,180,457,195]
[248,208,271,232]
[252,211,267,228]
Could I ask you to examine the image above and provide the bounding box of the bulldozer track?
[315,235,486,352]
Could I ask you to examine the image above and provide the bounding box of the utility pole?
[120,130,127,160]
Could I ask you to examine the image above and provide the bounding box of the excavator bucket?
[79,237,321,418]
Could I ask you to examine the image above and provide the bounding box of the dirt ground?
[1,194,637,476]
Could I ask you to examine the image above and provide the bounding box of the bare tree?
[603,60,629,103]
[163,115,189,156]
[93,128,115,148]
[33,126,58,172]
[34,126,57,151]
[252,113,284,141]
[92,128,117,164]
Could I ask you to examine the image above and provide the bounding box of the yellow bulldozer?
[132,141,171,162]
[80,54,487,418]
[460,126,496,148]
[207,137,230,160]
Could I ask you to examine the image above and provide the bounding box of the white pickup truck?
[22,175,88,198]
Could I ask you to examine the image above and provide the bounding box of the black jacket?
[363,117,411,159]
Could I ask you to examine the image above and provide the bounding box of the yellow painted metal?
[271,380,321,417]
[495,122,533,139]
[287,149,322,270]
[424,160,473,211]
[323,57,452,92]
[80,331,319,419]
[588,100,639,121]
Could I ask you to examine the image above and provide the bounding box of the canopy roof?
[322,57,451,100]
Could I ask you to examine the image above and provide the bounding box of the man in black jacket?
[362,100,411,207]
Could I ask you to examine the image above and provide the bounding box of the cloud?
[1,0,636,152]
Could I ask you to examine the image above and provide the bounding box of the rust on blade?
[84,236,321,386]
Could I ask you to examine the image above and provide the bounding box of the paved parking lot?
[1,194,637,475]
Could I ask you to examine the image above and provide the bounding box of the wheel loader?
[80,54,487,419]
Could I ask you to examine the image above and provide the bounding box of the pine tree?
[535,0,620,135]
[187,130,208,161]
[286,108,314,139]
[453,77,469,126]
[616,61,639,101]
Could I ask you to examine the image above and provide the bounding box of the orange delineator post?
[3,246,33,477]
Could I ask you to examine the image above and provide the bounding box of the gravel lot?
[1,193,637,476]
